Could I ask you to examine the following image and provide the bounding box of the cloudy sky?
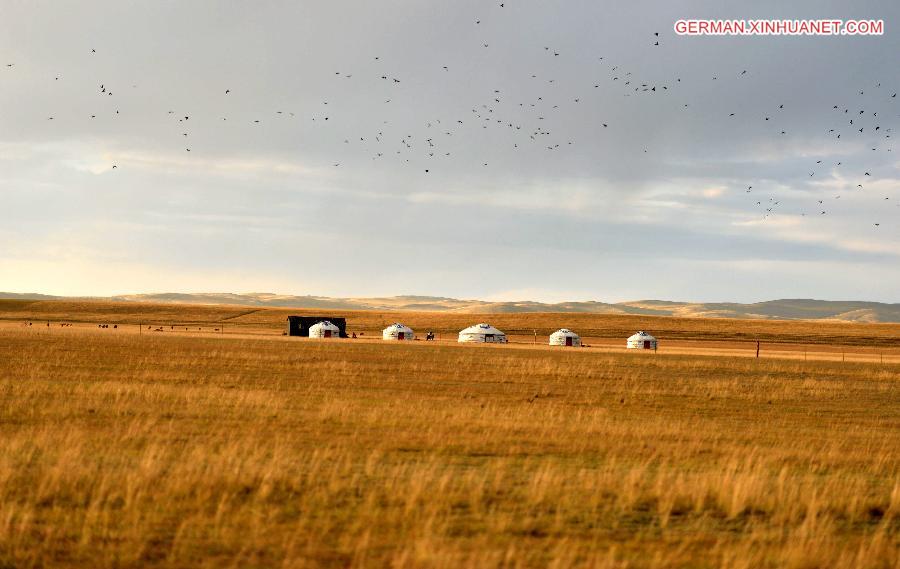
[1,1,898,303]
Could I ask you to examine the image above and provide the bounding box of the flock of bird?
[4,3,897,229]
[743,86,897,222]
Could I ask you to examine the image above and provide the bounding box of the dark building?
[286,316,348,338]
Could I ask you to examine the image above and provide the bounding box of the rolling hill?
[2,292,900,322]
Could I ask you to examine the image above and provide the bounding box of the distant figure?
[352,332,357,339]
[426,331,435,341]
[113,325,117,329]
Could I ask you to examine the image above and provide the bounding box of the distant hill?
[2,292,899,322]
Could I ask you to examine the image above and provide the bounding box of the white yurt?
[549,328,581,347]
[626,331,657,350]
[309,320,341,339]
[458,323,508,344]
[383,323,415,341]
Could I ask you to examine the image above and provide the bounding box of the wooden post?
[533,330,536,344]
[756,340,760,358]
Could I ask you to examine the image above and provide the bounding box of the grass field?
[2,299,899,363]
[4,299,900,346]
[0,301,898,567]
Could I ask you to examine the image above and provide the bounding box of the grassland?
[0,301,898,567]
[4,299,900,346]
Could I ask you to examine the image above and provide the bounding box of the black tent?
[286,316,348,338]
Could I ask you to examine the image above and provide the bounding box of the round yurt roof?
[550,328,580,338]
[627,330,656,341]
[383,322,413,333]
[459,323,505,336]
[310,320,340,331]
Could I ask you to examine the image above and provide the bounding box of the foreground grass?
[0,328,898,568]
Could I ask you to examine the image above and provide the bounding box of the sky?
[1,0,899,303]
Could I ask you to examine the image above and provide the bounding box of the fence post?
[756,340,760,358]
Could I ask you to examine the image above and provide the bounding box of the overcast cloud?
[1,0,898,302]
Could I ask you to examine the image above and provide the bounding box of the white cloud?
[734,215,900,256]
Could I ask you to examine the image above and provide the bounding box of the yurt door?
[565,336,573,346]
[397,332,405,340]
[324,330,332,338]
[485,334,494,342]
[643,340,650,349]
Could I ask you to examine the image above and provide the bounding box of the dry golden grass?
[4,299,900,346]
[0,302,898,567]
